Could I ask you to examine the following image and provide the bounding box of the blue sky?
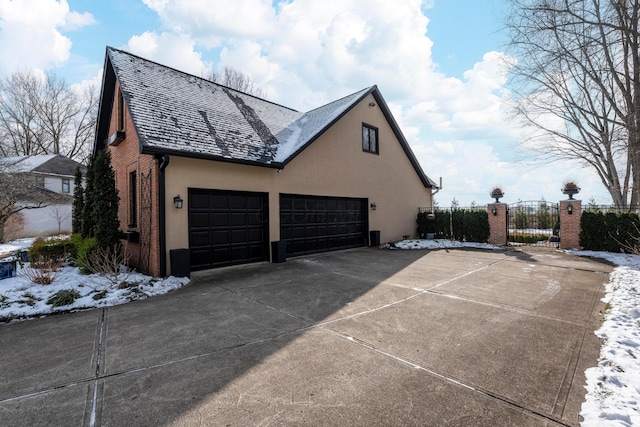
[0,0,613,206]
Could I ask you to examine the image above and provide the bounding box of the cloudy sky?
[0,0,613,206]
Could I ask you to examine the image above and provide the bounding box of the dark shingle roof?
[95,47,435,187]
[0,154,85,176]
[104,47,370,166]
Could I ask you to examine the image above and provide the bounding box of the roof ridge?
[303,86,375,115]
[106,46,299,113]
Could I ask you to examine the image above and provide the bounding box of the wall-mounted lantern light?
[370,202,377,210]
[369,102,376,108]
[174,195,184,209]
[567,203,573,215]
[491,206,497,216]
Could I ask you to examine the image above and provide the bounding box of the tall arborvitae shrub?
[434,210,452,239]
[580,210,640,252]
[463,210,490,243]
[81,156,96,238]
[451,209,464,241]
[71,166,84,234]
[92,149,120,248]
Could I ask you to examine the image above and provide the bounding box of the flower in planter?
[490,186,504,202]
[562,181,581,199]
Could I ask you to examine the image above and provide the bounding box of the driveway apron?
[0,247,611,426]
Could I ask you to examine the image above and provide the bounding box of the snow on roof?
[107,47,373,166]
[0,154,58,172]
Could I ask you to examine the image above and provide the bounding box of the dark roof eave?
[140,146,285,169]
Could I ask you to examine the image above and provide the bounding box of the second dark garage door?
[280,194,367,257]
[189,189,269,270]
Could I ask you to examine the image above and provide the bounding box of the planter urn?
[490,191,504,203]
[562,185,580,200]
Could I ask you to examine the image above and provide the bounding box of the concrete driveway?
[0,247,611,426]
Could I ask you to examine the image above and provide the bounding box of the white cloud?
[0,0,94,75]
[125,31,212,77]
[62,11,95,31]
[142,0,277,45]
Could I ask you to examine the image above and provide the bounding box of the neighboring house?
[94,47,438,277]
[0,154,85,238]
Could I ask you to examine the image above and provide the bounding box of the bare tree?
[46,204,71,234]
[0,71,97,163]
[0,160,67,243]
[203,66,266,98]
[505,0,640,208]
[0,71,45,156]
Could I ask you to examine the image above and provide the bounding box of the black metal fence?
[583,205,640,214]
[507,201,560,247]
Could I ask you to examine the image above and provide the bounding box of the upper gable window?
[362,124,378,154]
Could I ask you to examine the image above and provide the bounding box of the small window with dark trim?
[61,178,70,193]
[362,124,378,154]
[117,90,125,131]
[129,171,137,228]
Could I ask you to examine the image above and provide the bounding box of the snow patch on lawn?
[387,239,502,251]
[568,250,640,426]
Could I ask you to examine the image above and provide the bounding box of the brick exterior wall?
[487,203,507,246]
[559,200,581,250]
[106,82,162,277]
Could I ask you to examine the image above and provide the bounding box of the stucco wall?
[163,93,432,270]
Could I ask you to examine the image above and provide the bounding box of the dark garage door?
[280,194,367,257]
[189,189,269,270]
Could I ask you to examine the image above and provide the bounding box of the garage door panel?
[229,195,246,209]
[248,228,264,242]
[210,231,229,245]
[190,249,211,268]
[190,231,210,247]
[211,212,228,226]
[230,229,247,243]
[247,212,263,226]
[190,193,210,209]
[280,194,367,257]
[189,189,268,270]
[210,194,227,209]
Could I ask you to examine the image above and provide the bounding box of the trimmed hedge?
[418,209,489,243]
[580,211,640,253]
[28,238,71,264]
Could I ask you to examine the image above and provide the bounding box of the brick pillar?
[487,203,508,246]
[559,199,581,249]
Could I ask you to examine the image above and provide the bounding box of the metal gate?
[138,170,152,274]
[507,200,560,247]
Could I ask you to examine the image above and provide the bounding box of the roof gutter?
[158,154,170,277]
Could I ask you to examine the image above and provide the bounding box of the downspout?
[431,177,442,197]
[158,154,170,277]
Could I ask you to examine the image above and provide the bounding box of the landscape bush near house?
[417,208,490,243]
[20,237,70,285]
[28,237,71,266]
[580,210,640,253]
[70,148,124,276]
[16,147,125,285]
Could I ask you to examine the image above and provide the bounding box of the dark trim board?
[188,188,269,270]
[280,194,368,257]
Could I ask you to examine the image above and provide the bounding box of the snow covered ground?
[0,238,188,322]
[567,250,640,426]
[1,238,638,425]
